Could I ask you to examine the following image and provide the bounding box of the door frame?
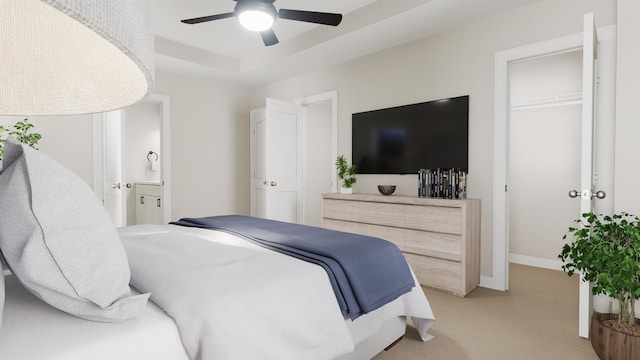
[491,25,616,292]
[295,90,338,194]
[295,90,338,226]
[492,24,616,338]
[93,93,172,224]
[295,90,339,196]
[146,93,172,224]
[492,32,584,291]
[249,91,338,222]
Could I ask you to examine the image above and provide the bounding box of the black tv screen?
[352,95,469,174]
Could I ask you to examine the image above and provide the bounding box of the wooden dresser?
[322,193,480,296]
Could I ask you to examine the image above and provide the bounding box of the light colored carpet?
[374,263,599,360]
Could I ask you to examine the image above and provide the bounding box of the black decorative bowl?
[378,185,396,196]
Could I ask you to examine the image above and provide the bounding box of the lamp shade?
[0,0,154,115]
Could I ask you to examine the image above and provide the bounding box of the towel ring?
[147,151,158,161]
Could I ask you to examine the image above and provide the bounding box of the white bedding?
[121,225,354,359]
[121,224,435,360]
[0,224,435,360]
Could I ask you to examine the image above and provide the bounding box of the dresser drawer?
[323,218,359,233]
[404,205,462,234]
[404,253,462,296]
[322,218,404,250]
[404,229,461,261]
[323,199,404,228]
[322,193,480,297]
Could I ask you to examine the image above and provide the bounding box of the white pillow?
[0,258,3,327]
[0,138,148,322]
[0,154,3,324]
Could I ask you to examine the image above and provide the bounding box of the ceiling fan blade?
[278,9,342,26]
[260,29,279,46]
[181,12,235,25]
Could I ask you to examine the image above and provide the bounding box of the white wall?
[151,70,252,220]
[509,51,582,264]
[614,0,640,214]
[0,114,93,186]
[249,0,616,278]
[2,69,253,224]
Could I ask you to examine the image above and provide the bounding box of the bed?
[0,138,435,359]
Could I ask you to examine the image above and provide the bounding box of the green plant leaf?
[336,155,357,188]
[560,211,640,314]
[0,117,42,158]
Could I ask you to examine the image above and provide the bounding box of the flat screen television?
[352,95,469,174]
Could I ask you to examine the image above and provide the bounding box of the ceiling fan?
[180,0,343,47]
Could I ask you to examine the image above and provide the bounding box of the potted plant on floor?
[335,155,357,194]
[559,212,640,359]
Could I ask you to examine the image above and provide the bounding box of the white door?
[576,12,600,339]
[250,98,303,223]
[102,110,126,227]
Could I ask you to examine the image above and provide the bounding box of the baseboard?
[509,253,564,271]
[479,275,495,290]
[480,255,564,291]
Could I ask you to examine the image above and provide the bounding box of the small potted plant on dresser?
[335,155,357,194]
[559,212,640,360]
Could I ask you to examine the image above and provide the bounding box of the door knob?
[112,182,121,189]
[568,189,606,199]
[263,181,267,185]
[270,181,277,187]
[125,183,132,189]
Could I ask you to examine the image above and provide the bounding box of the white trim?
[144,93,172,224]
[295,91,338,226]
[492,26,616,297]
[92,113,105,201]
[479,275,494,289]
[493,32,583,292]
[249,107,265,218]
[93,93,172,224]
[295,90,339,193]
[511,91,582,110]
[509,254,564,271]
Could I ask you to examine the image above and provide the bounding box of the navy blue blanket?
[170,215,415,319]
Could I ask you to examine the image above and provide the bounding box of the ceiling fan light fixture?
[238,10,274,32]
[181,0,343,47]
